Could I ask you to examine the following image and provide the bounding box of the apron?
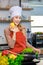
[10,31,26,53]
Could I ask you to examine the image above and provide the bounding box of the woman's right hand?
[13,27,19,32]
[35,48,41,54]
[10,26,19,33]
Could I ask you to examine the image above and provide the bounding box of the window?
[31,16,43,33]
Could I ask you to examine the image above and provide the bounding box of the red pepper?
[2,50,9,56]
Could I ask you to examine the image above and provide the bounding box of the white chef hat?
[9,6,22,19]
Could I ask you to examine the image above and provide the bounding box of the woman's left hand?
[35,48,41,54]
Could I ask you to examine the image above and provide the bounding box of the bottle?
[27,28,30,39]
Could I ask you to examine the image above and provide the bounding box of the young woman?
[4,6,41,54]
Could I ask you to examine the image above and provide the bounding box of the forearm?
[4,30,16,48]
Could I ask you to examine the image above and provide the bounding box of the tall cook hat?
[9,6,22,18]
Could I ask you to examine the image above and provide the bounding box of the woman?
[4,6,41,54]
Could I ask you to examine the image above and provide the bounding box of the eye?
[15,16,21,20]
[15,16,18,18]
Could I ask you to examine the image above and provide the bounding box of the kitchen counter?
[37,59,43,65]
[37,54,43,65]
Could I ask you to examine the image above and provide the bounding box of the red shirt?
[10,31,26,53]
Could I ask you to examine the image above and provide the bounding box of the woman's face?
[12,16,21,25]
